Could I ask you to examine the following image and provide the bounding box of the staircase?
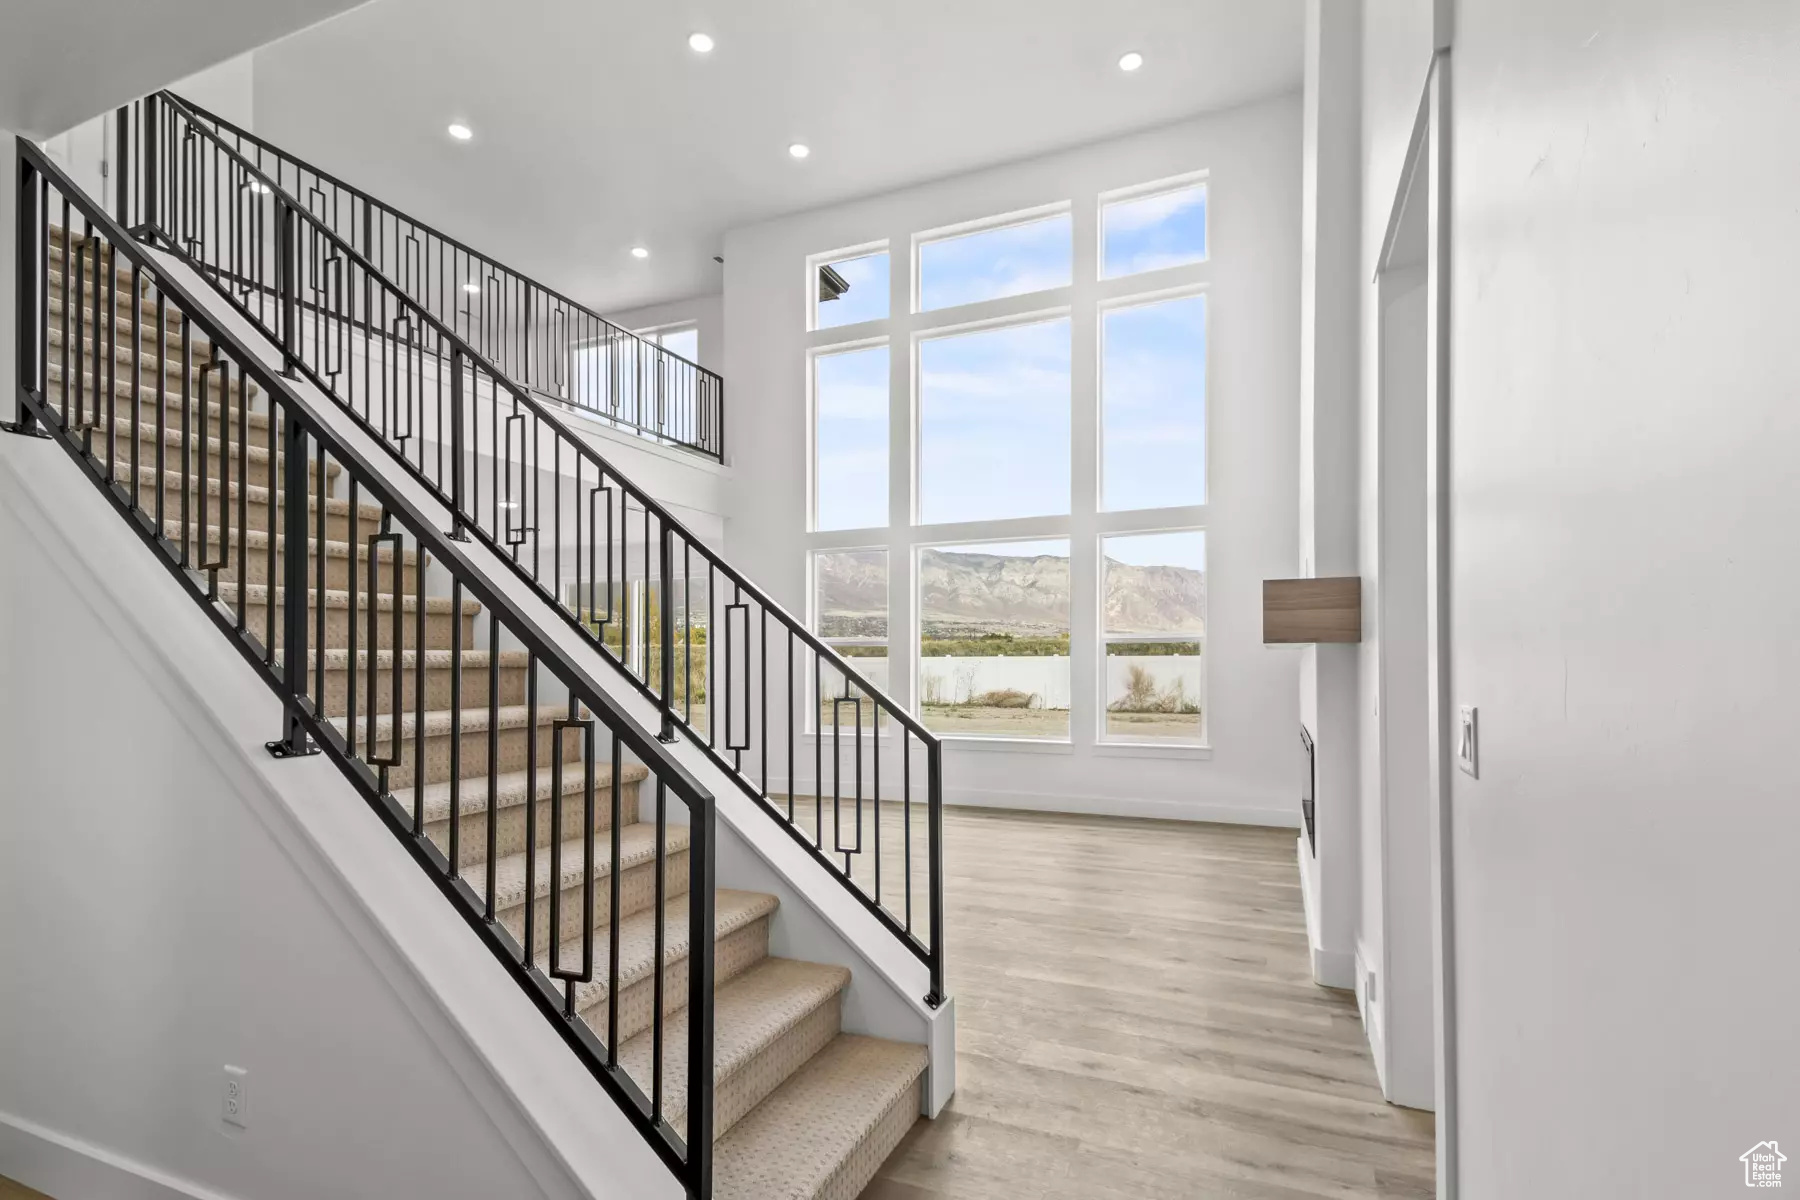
[15,139,930,1200]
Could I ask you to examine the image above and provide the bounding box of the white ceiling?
[0,0,367,139]
[250,0,1304,313]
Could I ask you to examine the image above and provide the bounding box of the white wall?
[1295,0,1364,990]
[722,96,1304,824]
[0,439,678,1200]
[1449,0,1800,1194]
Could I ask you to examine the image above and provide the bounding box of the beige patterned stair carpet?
[41,237,929,1199]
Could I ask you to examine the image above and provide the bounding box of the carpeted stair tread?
[219,581,479,618]
[110,460,385,520]
[617,957,851,1137]
[200,527,418,567]
[481,821,688,912]
[564,889,779,1013]
[402,757,648,824]
[66,417,329,477]
[712,1034,928,1200]
[48,328,255,395]
[326,701,569,744]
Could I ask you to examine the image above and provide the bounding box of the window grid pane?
[815,251,890,329]
[1102,531,1206,743]
[919,540,1071,740]
[814,346,890,531]
[918,213,1073,311]
[1102,182,1209,279]
[1102,293,1207,511]
[918,319,1071,525]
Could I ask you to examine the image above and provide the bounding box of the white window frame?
[802,173,1212,751]
[1097,168,1211,281]
[1096,527,1209,749]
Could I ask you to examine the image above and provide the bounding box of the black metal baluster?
[449,576,463,876]
[485,610,500,920]
[523,654,539,968]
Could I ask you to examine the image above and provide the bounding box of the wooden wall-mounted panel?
[1263,577,1362,643]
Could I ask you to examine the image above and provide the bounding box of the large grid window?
[804,171,1210,747]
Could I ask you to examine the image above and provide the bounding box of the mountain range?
[816,548,1205,638]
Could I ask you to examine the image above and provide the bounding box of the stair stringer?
[0,436,681,1200]
[137,242,959,1123]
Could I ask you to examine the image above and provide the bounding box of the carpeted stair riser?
[48,327,257,403]
[578,909,775,1050]
[48,274,183,327]
[417,765,646,870]
[49,362,263,425]
[182,528,422,594]
[501,845,691,961]
[712,1036,929,1200]
[311,648,527,717]
[228,587,475,658]
[51,386,270,448]
[128,467,383,543]
[629,960,851,1145]
[74,419,330,503]
[350,710,588,792]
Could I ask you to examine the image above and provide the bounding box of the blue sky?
[817,251,889,328]
[1103,183,1208,277]
[1102,292,1207,510]
[814,188,1205,532]
[919,318,1072,524]
[815,345,889,529]
[919,214,1072,310]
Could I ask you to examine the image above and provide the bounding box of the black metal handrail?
[114,94,948,1008]
[14,137,717,1197]
[161,92,724,462]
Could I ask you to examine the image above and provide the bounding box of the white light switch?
[1457,706,1478,778]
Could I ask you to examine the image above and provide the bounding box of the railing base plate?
[265,738,322,759]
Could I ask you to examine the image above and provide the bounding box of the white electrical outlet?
[222,1065,248,1129]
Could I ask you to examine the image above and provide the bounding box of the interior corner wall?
[720,95,1303,824]
[1298,0,1363,988]
[1449,0,1800,1194]
[169,53,256,129]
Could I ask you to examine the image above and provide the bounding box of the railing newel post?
[8,148,49,438]
[925,738,946,1009]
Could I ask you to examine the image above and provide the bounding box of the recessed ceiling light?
[788,142,811,160]
[447,123,473,141]
[1117,51,1144,72]
[688,32,714,53]
[630,246,650,259]
[498,500,520,510]
[247,181,271,195]
[462,282,481,294]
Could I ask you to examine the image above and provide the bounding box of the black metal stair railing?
[111,93,948,1009]
[160,93,724,462]
[12,138,718,1198]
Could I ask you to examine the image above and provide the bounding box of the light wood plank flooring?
[862,807,1435,1200]
[2,809,1431,1200]
[0,1177,51,1200]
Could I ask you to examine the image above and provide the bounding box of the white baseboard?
[768,777,1299,828]
[1355,942,1389,1094]
[1296,836,1355,988]
[0,1110,235,1200]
